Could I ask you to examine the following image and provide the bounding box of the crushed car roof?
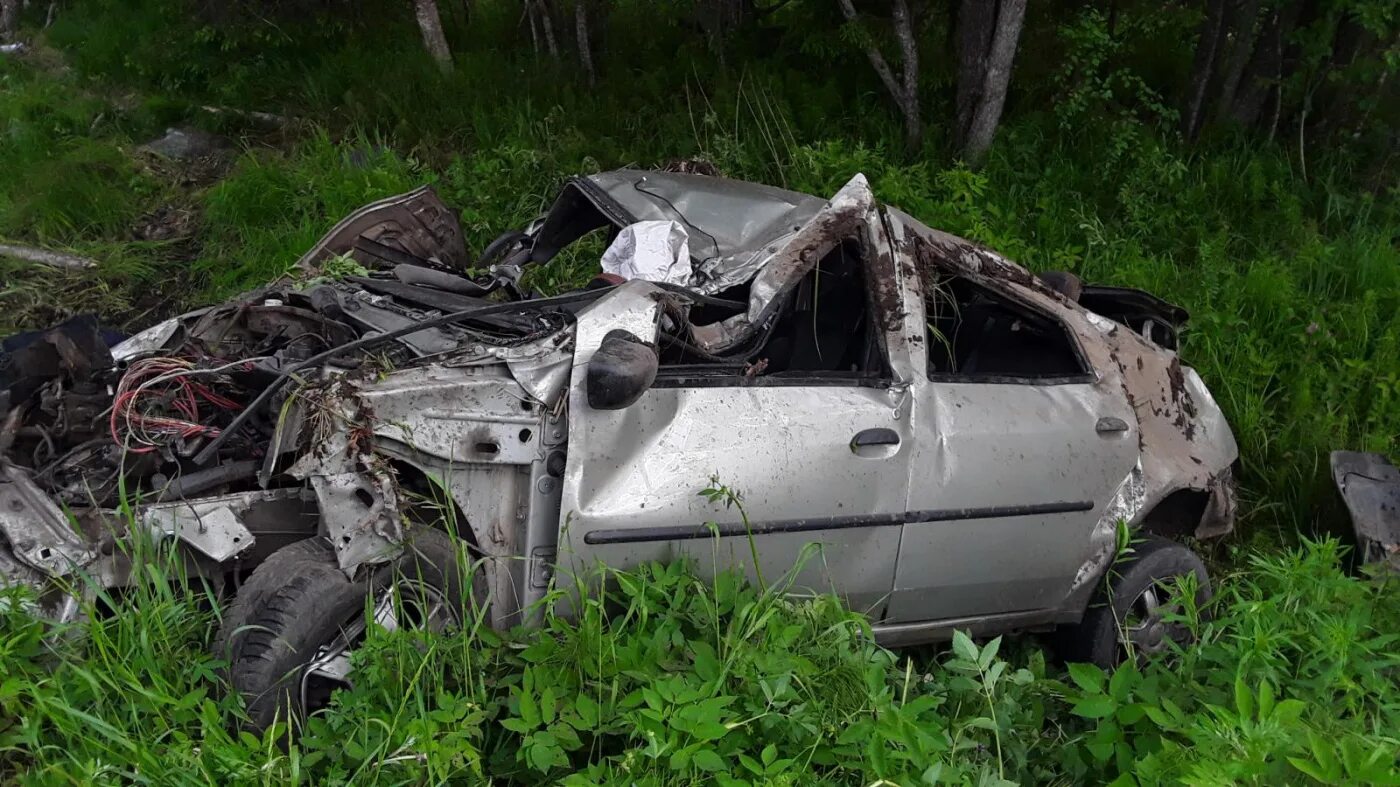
[534,170,826,293]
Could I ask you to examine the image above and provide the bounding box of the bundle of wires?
[109,356,258,454]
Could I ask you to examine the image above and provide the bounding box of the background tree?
[574,0,596,85]
[836,0,922,152]
[413,0,455,72]
[1180,0,1398,154]
[954,0,1026,165]
[1,0,19,42]
[527,0,561,57]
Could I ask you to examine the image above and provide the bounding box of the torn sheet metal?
[1331,451,1400,567]
[110,317,182,363]
[294,185,470,273]
[600,220,692,286]
[0,464,95,577]
[141,491,263,562]
[1074,462,1147,591]
[356,364,546,466]
[691,173,875,352]
[531,170,825,282]
[288,419,403,574]
[588,170,824,265]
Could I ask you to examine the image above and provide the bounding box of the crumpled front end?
[0,185,582,622]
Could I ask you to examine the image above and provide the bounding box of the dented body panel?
[0,170,1238,647]
[888,209,1238,540]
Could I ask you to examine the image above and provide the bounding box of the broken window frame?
[920,272,1096,387]
[654,227,901,390]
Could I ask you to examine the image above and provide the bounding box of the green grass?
[0,0,1397,783]
[3,538,1397,784]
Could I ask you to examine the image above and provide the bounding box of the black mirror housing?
[586,329,659,410]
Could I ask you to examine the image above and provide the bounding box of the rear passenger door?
[887,273,1139,623]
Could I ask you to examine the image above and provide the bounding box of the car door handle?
[851,428,900,449]
[1095,416,1130,434]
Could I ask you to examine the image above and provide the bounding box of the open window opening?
[658,236,890,383]
[925,274,1089,381]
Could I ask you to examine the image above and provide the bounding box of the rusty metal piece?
[294,186,470,273]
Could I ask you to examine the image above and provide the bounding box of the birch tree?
[413,0,454,72]
[835,0,922,152]
[955,0,1028,166]
[1,0,19,43]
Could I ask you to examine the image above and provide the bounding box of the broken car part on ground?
[1332,451,1400,573]
[0,170,1239,727]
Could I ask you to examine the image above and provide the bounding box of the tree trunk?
[954,0,996,145]
[575,0,594,87]
[1181,0,1228,139]
[1314,18,1372,137]
[413,0,454,73]
[835,0,922,152]
[0,0,20,42]
[890,0,921,151]
[536,0,560,58]
[1214,0,1262,121]
[1229,0,1303,128]
[696,0,747,52]
[527,1,540,53]
[961,0,1025,166]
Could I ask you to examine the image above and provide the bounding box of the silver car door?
[886,272,1140,624]
[559,181,915,616]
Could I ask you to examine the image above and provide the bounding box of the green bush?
[0,61,160,243]
[195,132,423,295]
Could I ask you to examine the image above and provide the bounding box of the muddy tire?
[1055,536,1211,668]
[224,529,473,733]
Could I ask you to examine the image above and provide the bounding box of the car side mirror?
[586,329,658,410]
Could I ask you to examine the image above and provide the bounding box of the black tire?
[213,537,337,666]
[1055,536,1211,668]
[225,529,473,732]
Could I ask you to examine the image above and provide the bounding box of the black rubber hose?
[477,231,531,268]
[155,460,260,501]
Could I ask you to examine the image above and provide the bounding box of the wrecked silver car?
[0,170,1237,727]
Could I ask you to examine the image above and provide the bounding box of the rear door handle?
[1095,416,1130,434]
[851,428,900,449]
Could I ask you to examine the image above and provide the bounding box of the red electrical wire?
[110,357,249,453]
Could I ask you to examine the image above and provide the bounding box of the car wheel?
[214,537,336,666]
[223,529,474,732]
[1055,536,1211,668]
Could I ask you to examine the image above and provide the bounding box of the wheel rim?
[1121,580,1187,659]
[300,579,453,714]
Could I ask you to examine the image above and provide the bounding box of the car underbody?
[1,169,1237,649]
